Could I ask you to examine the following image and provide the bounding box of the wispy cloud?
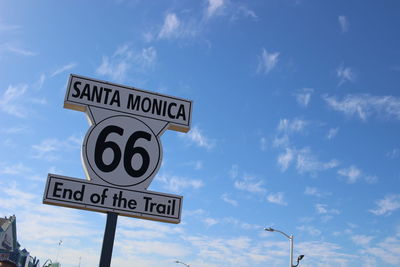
[179,126,215,149]
[297,225,321,236]
[234,175,266,193]
[0,21,20,32]
[324,94,400,121]
[315,203,340,215]
[277,148,294,171]
[51,62,77,77]
[0,84,28,117]
[351,234,374,246]
[304,186,331,198]
[221,193,238,206]
[1,43,37,56]
[156,173,203,194]
[32,135,82,161]
[96,44,157,82]
[326,127,339,140]
[337,165,377,184]
[267,192,287,206]
[337,165,362,183]
[277,118,307,133]
[370,194,400,216]
[206,0,225,18]
[259,137,267,151]
[158,13,181,39]
[257,48,279,74]
[337,65,355,85]
[295,88,314,107]
[278,147,338,174]
[338,15,349,33]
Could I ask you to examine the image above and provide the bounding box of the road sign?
[44,174,182,223]
[83,115,162,188]
[43,74,193,266]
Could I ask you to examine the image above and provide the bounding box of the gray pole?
[289,235,294,267]
[99,212,118,267]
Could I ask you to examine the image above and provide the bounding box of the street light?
[175,260,190,267]
[264,227,304,267]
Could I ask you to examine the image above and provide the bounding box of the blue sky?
[1,0,400,266]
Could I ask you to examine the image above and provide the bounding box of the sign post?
[43,74,192,266]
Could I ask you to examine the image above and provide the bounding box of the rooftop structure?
[0,216,39,267]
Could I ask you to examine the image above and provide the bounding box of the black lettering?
[144,196,152,211]
[127,94,141,110]
[152,99,162,115]
[128,199,137,209]
[176,105,186,121]
[141,97,151,112]
[53,182,63,197]
[80,84,91,100]
[103,88,112,104]
[110,91,120,107]
[92,85,102,103]
[156,203,166,214]
[72,81,81,98]
[73,185,85,201]
[62,188,73,199]
[168,103,177,119]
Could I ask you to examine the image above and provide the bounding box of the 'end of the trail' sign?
[44,174,182,224]
[64,74,192,133]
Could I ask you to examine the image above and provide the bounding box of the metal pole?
[99,212,118,267]
[289,235,294,267]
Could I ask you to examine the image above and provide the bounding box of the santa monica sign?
[43,74,192,224]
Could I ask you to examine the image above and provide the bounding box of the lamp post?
[175,260,190,267]
[264,227,304,267]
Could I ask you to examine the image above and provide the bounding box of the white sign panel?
[43,174,182,224]
[64,74,192,133]
[82,115,162,189]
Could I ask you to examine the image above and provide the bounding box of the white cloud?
[304,186,331,198]
[277,148,294,171]
[362,236,400,265]
[0,84,28,117]
[315,203,340,215]
[203,217,219,227]
[179,126,215,149]
[295,88,314,107]
[327,127,339,140]
[234,175,266,193]
[1,43,37,56]
[32,135,82,161]
[51,62,77,77]
[370,194,400,216]
[96,44,157,82]
[277,118,307,133]
[229,164,239,179]
[337,165,361,183]
[0,21,20,32]
[257,48,279,74]
[338,165,377,184]
[297,225,321,236]
[206,0,225,18]
[156,173,204,193]
[337,65,355,85]
[158,13,181,39]
[267,192,287,206]
[259,137,267,151]
[296,148,339,174]
[338,15,349,33]
[324,94,400,121]
[351,234,374,246]
[221,193,238,206]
